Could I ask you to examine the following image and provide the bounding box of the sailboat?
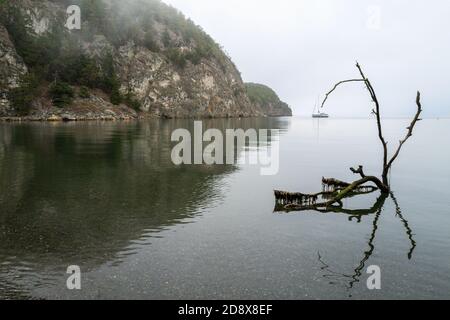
[312,96,329,118]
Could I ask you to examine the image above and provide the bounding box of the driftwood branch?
[275,175,386,212]
[275,62,422,212]
[274,186,378,214]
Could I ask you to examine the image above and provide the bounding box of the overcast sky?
[161,0,450,117]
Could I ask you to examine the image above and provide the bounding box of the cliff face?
[245,83,292,117]
[117,41,260,118]
[0,25,28,113]
[0,0,290,119]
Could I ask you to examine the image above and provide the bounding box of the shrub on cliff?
[79,86,90,99]
[124,93,141,111]
[8,73,39,115]
[143,31,160,52]
[166,48,187,69]
[49,81,75,108]
[110,90,122,105]
[101,52,122,105]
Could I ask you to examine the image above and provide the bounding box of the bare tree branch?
[320,79,365,109]
[350,165,366,178]
[321,63,390,185]
[385,91,423,173]
[355,62,389,183]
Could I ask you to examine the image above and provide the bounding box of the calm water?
[0,117,449,300]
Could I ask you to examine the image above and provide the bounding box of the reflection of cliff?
[0,118,290,297]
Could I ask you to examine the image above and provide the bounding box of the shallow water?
[0,117,449,299]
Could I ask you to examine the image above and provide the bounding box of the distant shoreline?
[1,115,446,122]
[0,114,292,123]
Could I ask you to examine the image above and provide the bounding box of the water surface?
[0,117,449,299]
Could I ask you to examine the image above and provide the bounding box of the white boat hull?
[312,113,329,118]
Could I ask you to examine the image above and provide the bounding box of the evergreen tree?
[9,73,39,115]
[101,52,122,105]
[49,81,75,108]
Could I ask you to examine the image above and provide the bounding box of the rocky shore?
[0,94,139,122]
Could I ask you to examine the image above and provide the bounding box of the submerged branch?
[274,175,387,213]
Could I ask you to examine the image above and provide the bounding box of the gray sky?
[162,0,450,117]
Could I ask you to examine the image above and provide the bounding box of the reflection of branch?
[348,203,382,289]
[390,192,417,260]
[315,197,383,293]
[315,191,417,294]
[317,252,353,286]
[315,193,387,223]
[276,192,388,292]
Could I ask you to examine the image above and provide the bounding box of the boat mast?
[313,95,320,114]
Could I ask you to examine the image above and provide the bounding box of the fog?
[162,0,450,117]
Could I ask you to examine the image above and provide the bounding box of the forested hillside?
[0,0,289,119]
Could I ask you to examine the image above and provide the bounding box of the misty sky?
[162,0,450,117]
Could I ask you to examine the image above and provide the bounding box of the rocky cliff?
[0,0,287,120]
[245,83,292,117]
[0,24,28,113]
